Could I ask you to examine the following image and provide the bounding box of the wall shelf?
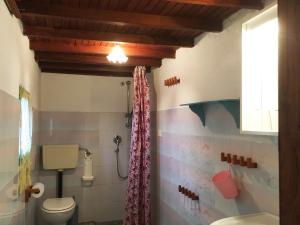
[180,99,240,128]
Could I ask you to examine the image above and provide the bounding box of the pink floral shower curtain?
[124,66,151,225]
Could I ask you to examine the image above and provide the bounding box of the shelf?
[181,99,240,128]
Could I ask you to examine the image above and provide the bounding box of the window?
[241,5,278,135]
[18,87,32,194]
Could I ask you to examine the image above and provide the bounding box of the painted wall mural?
[154,105,279,225]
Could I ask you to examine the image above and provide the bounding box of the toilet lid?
[42,198,75,211]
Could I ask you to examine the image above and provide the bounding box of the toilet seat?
[42,197,75,214]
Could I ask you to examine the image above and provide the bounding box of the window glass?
[18,87,32,194]
[242,5,278,135]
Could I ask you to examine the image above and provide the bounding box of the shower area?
[38,75,135,225]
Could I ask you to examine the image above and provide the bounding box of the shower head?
[113,135,122,145]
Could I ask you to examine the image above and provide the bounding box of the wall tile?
[0,90,40,225]
[38,111,130,224]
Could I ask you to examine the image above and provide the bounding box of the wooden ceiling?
[5,0,264,77]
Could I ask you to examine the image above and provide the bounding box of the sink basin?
[211,213,279,225]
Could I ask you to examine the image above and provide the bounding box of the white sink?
[211,213,279,225]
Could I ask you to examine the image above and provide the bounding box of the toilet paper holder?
[25,185,40,202]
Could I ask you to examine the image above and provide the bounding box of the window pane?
[242,6,278,134]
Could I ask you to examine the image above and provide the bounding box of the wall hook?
[164,76,180,87]
[220,152,258,169]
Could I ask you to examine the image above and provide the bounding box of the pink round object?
[212,170,239,199]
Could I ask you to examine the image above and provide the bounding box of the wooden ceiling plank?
[18,2,223,32]
[35,52,162,67]
[29,40,175,59]
[162,0,264,10]
[24,26,194,48]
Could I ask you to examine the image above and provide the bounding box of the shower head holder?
[113,135,122,145]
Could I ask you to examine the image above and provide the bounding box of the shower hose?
[115,144,128,180]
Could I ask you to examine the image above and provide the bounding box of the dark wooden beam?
[163,0,263,9]
[279,0,300,224]
[18,2,223,32]
[38,62,151,73]
[29,40,175,59]
[24,26,194,48]
[35,52,162,67]
[41,68,132,77]
[4,0,21,18]
[39,62,138,73]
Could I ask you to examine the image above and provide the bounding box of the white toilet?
[41,145,79,225]
[41,197,76,225]
[210,212,279,225]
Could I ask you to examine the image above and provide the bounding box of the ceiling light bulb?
[107,45,128,64]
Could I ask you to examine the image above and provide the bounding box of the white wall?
[153,2,276,111]
[0,2,40,225]
[40,73,133,112]
[0,0,40,108]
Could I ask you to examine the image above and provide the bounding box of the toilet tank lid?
[43,198,75,211]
